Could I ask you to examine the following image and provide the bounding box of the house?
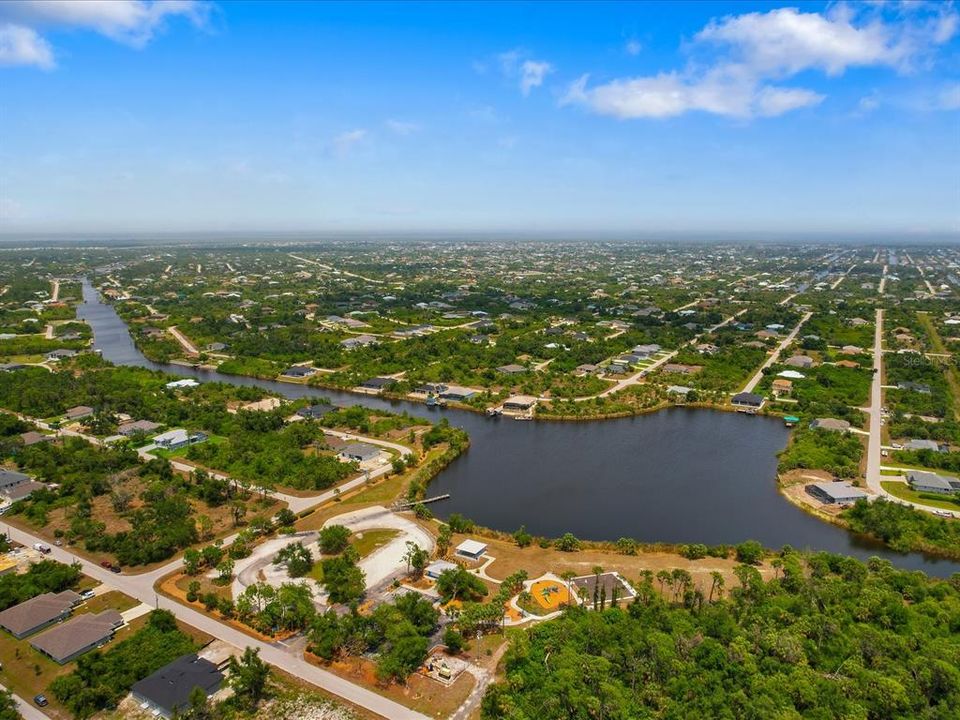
[340,334,378,350]
[502,395,537,411]
[777,370,805,380]
[785,355,815,369]
[907,470,960,494]
[19,431,53,447]
[455,539,487,560]
[30,610,123,664]
[575,364,599,375]
[0,590,80,639]
[165,379,199,389]
[361,376,396,391]
[425,560,459,580]
[836,360,860,369]
[809,418,851,433]
[0,469,31,492]
[631,344,661,357]
[662,363,702,375]
[606,363,629,375]
[118,420,161,437]
[153,429,207,451]
[731,392,763,409]
[64,405,94,421]
[497,364,527,375]
[240,398,283,413]
[281,366,317,378]
[45,349,77,361]
[806,482,868,505]
[297,403,335,420]
[417,383,448,395]
[131,654,224,719]
[905,439,943,452]
[204,342,228,352]
[337,442,382,464]
[667,385,694,397]
[440,385,477,401]
[3,481,46,503]
[898,381,932,394]
[0,363,25,372]
[695,343,719,355]
[771,378,793,396]
[841,345,864,355]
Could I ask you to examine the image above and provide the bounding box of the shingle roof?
[29,609,122,662]
[0,590,79,637]
[131,653,223,716]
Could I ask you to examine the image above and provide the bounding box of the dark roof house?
[131,653,224,719]
[29,609,123,663]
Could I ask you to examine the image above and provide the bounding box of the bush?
[681,543,708,560]
[555,533,581,552]
[443,626,465,654]
[318,524,352,554]
[735,540,764,565]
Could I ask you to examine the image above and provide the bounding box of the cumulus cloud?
[0,0,208,69]
[332,129,367,156]
[625,39,642,56]
[498,49,553,95]
[519,59,552,95]
[0,23,54,69]
[564,4,957,120]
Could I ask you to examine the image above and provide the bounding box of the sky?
[0,0,958,238]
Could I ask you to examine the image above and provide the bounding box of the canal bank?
[78,279,960,576]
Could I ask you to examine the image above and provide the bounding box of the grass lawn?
[881,481,960,511]
[351,529,400,559]
[151,433,226,459]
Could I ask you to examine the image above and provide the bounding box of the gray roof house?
[30,609,123,663]
[0,590,80,639]
[806,482,868,505]
[731,392,764,408]
[809,418,851,433]
[0,469,30,491]
[118,419,162,436]
[907,471,960,494]
[905,439,943,452]
[131,654,224,719]
[337,442,382,463]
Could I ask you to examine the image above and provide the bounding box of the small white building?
[165,379,199,389]
[455,539,487,560]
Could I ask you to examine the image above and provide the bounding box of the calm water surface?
[79,280,960,576]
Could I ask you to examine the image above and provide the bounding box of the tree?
[274,542,313,578]
[435,567,487,603]
[182,548,202,576]
[404,541,429,578]
[437,523,453,556]
[174,685,212,720]
[513,525,533,548]
[228,647,269,710]
[274,508,296,528]
[321,554,365,604]
[555,533,581,552]
[443,626,464,654]
[735,540,764,565]
[446,513,474,534]
[318,524,352,554]
[0,688,19,720]
[216,557,235,584]
[231,500,247,528]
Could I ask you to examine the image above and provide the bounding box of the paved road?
[168,326,199,356]
[0,682,49,720]
[1,523,428,720]
[741,311,813,393]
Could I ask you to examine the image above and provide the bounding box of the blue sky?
[1,1,958,236]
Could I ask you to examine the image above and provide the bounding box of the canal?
[78,279,960,576]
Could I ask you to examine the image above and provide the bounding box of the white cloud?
[385,119,420,135]
[519,60,552,95]
[564,4,957,120]
[0,23,53,68]
[332,129,367,156]
[857,92,881,114]
[625,39,642,56]
[497,49,553,95]
[562,70,822,119]
[0,0,209,46]
[0,1,208,69]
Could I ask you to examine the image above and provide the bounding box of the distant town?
[0,241,957,719]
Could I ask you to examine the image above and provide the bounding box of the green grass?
[151,434,226,459]
[881,481,960,511]
[351,529,400,559]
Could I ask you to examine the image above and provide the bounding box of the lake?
[78,279,960,576]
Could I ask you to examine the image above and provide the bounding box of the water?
[78,280,960,576]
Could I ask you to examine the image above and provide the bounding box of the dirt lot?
[451,531,773,593]
[779,468,850,517]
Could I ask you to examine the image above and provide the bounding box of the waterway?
[78,279,960,576]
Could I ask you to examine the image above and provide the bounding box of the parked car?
[79,589,96,601]
[100,560,113,569]
[34,694,49,707]
[32,542,51,554]
[110,565,121,574]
